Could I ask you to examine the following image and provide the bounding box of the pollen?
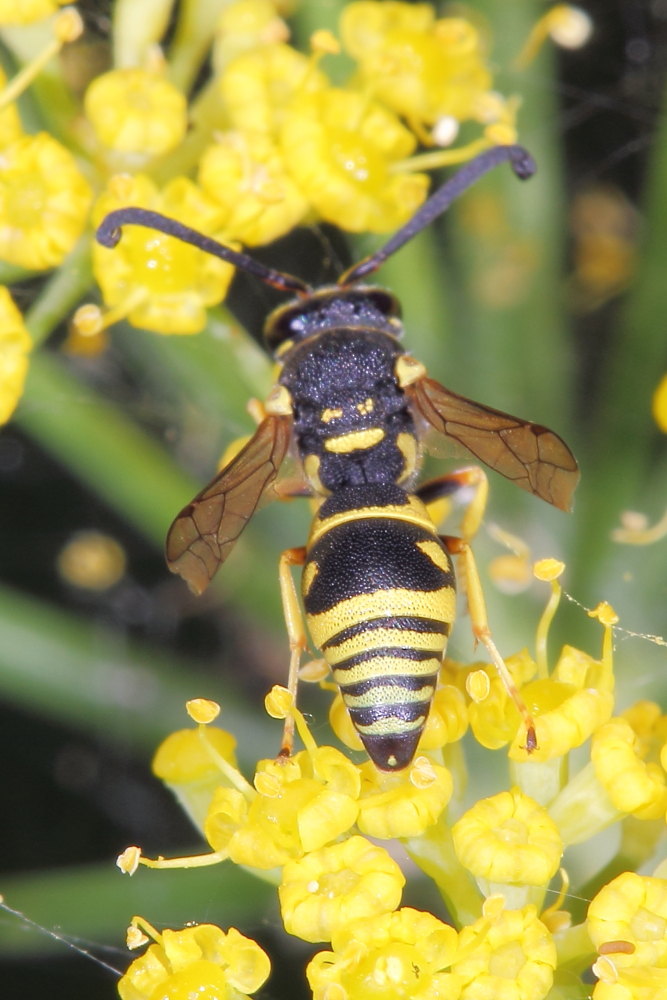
[589,600,619,626]
[515,4,593,68]
[126,925,149,950]
[310,29,340,56]
[117,846,141,875]
[533,558,565,582]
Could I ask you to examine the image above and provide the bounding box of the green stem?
[167,0,232,93]
[17,350,195,544]
[25,238,93,347]
[0,582,270,759]
[554,921,595,976]
[0,859,270,956]
[404,819,481,927]
[569,76,667,604]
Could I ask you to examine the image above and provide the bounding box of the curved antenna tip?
[95,212,125,249]
[510,146,537,180]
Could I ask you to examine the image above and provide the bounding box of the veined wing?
[407,376,579,510]
[166,414,292,594]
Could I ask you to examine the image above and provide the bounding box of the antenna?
[96,145,536,294]
[96,208,311,296]
[339,145,536,286]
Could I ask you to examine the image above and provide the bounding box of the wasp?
[97,145,579,771]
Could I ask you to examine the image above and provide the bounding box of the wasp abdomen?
[303,484,455,770]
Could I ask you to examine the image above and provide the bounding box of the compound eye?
[367,289,401,319]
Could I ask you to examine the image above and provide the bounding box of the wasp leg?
[277,546,308,758]
[417,465,489,542]
[421,468,536,751]
[442,532,537,752]
[274,481,312,500]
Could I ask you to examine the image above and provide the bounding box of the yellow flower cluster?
[117,561,667,1000]
[118,916,270,1000]
[0,0,525,422]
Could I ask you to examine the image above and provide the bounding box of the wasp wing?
[166,414,292,594]
[407,376,579,510]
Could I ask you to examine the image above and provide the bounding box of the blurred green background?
[1,1,667,997]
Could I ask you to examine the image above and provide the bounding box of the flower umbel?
[0,0,541,431]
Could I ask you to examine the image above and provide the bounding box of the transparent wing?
[407,376,579,510]
[166,414,293,594]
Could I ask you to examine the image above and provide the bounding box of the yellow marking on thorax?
[356,398,374,415]
[321,407,343,423]
[264,384,293,416]
[307,495,438,549]
[324,427,385,454]
[303,453,326,494]
[395,354,427,388]
[396,430,419,483]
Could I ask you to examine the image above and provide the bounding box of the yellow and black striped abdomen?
[303,484,455,771]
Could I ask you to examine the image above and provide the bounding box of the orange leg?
[443,534,536,750]
[277,546,308,757]
[421,467,536,751]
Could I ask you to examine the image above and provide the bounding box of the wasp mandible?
[97,145,579,771]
